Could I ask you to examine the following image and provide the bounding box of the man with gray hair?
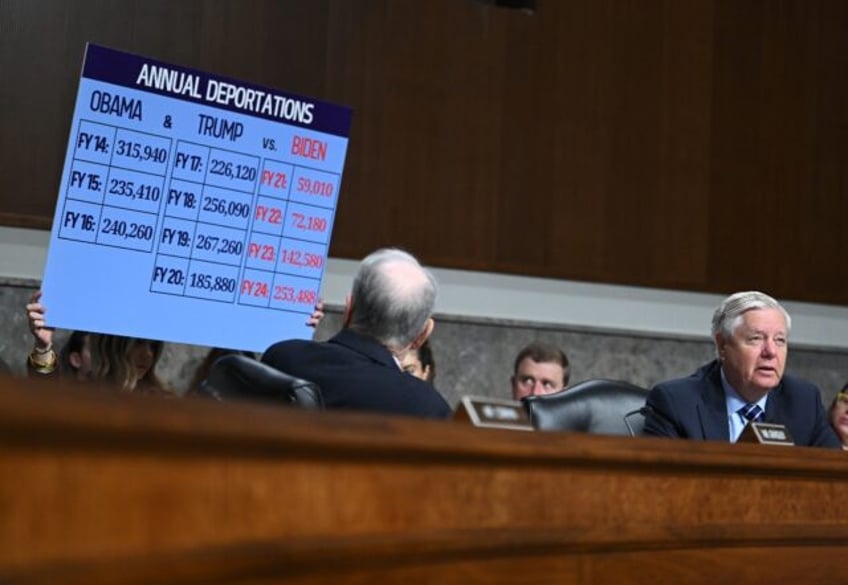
[262,248,451,419]
[643,291,840,447]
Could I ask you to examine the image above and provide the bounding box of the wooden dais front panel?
[1,375,846,583]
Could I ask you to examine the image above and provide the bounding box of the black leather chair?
[522,379,649,436]
[199,354,324,409]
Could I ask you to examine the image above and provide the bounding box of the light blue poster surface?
[42,44,352,352]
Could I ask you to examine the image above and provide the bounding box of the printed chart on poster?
[42,44,352,352]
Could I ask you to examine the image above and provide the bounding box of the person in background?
[643,290,840,447]
[511,342,571,400]
[399,339,435,383]
[262,248,451,419]
[55,330,91,378]
[25,290,170,394]
[828,382,848,449]
[87,334,168,394]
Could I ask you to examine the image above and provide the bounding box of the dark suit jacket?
[643,360,840,448]
[262,329,451,419]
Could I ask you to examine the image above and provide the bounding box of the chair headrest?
[522,379,649,435]
[199,354,323,409]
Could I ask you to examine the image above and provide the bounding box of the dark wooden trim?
[0,213,50,230]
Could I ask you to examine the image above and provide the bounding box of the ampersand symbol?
[163,115,172,129]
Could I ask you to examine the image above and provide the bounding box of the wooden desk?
[1,375,846,583]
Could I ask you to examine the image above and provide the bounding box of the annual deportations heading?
[137,64,312,124]
[81,44,352,137]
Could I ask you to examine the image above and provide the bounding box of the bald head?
[347,248,438,350]
[381,258,432,301]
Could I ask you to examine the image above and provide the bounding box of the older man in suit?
[262,248,450,419]
[643,291,840,447]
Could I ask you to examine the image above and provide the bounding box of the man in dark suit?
[262,248,451,419]
[643,291,840,447]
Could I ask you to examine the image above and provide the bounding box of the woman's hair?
[88,334,166,393]
[58,330,90,375]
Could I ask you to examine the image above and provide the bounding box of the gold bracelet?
[28,349,57,374]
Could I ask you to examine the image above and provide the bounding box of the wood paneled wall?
[2,0,847,304]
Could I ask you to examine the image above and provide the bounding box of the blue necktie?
[738,403,764,423]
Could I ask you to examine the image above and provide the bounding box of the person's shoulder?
[264,338,318,355]
[405,384,452,417]
[400,372,444,396]
[653,361,717,391]
[383,372,451,417]
[262,338,323,367]
[777,372,820,395]
[327,329,382,353]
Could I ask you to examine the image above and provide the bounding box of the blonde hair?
[88,334,167,393]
